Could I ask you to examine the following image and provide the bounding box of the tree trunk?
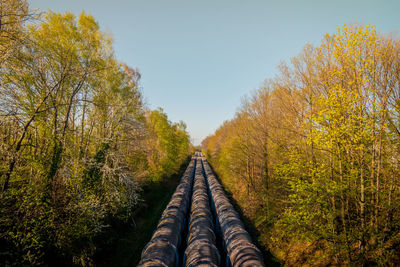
[2,73,65,191]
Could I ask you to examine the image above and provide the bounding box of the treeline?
[0,0,190,265]
[203,25,400,265]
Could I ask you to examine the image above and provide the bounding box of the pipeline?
[137,158,196,266]
[184,159,219,266]
[137,153,265,267]
[202,158,264,267]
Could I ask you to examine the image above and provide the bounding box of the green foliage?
[0,8,191,266]
[204,25,400,265]
[146,108,190,181]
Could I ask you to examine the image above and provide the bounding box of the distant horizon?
[29,0,400,145]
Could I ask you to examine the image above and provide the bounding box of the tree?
[145,108,190,181]
[0,0,37,66]
[204,25,400,265]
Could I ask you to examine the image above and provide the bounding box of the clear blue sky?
[29,0,400,145]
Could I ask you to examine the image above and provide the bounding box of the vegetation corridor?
[138,154,264,266]
[1,0,400,266]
